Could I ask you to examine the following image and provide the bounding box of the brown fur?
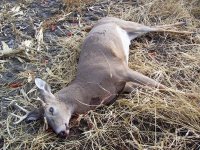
[12,17,195,138]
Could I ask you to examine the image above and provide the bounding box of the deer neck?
[55,78,116,114]
[55,80,93,114]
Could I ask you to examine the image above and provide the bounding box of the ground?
[0,0,200,149]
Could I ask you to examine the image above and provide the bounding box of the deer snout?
[58,130,69,138]
[56,123,70,138]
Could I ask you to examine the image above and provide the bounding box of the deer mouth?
[56,123,70,138]
[58,130,69,138]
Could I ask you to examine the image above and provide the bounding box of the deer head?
[34,78,72,138]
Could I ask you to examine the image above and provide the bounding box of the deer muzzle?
[57,124,70,138]
[58,130,69,138]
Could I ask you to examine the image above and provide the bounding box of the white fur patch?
[116,26,131,63]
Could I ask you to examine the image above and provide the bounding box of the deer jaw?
[35,78,74,138]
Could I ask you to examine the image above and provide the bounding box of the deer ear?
[35,78,51,94]
[35,78,57,103]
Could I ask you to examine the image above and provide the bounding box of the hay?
[0,0,200,149]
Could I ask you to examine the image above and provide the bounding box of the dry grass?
[0,0,200,149]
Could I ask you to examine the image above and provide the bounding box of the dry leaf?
[21,40,33,52]
[27,73,33,82]
[0,60,8,63]
[9,82,23,88]
[16,57,25,63]
[11,6,23,16]
[11,6,21,13]
[0,41,14,56]
[12,11,23,17]
[181,52,197,60]
[36,26,44,51]
[46,67,54,76]
[18,70,35,82]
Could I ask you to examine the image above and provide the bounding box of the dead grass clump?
[0,0,200,149]
[62,0,94,12]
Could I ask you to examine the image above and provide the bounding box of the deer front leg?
[11,102,43,124]
[123,68,166,90]
[122,69,199,98]
[122,82,141,93]
[122,81,166,94]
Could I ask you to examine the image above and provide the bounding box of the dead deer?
[11,17,195,138]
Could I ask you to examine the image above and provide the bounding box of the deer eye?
[49,107,54,115]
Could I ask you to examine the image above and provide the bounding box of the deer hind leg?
[150,23,195,35]
[97,17,194,41]
[136,22,194,38]
[107,18,194,39]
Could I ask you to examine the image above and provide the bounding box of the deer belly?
[116,26,131,63]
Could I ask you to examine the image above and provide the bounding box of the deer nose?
[58,130,69,139]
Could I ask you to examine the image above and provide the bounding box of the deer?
[11,17,196,138]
